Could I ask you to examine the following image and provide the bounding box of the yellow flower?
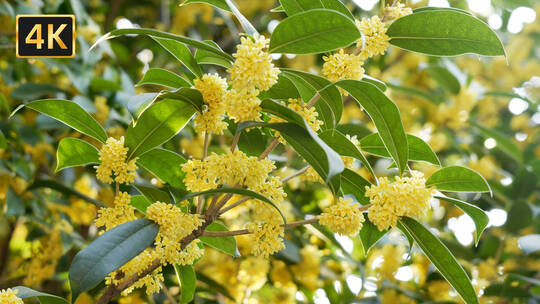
[95,192,136,231]
[147,202,204,243]
[385,2,413,21]
[95,137,138,184]
[355,16,390,60]
[381,289,416,304]
[194,107,228,135]
[365,171,435,231]
[322,49,365,83]
[225,88,262,122]
[290,245,322,291]
[94,96,109,123]
[0,288,23,304]
[319,197,365,236]
[246,222,285,257]
[427,280,453,301]
[194,73,228,109]
[24,230,63,286]
[229,34,280,91]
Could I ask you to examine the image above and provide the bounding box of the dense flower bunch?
[245,222,285,257]
[193,73,228,134]
[319,197,365,236]
[322,49,365,84]
[95,137,138,184]
[0,289,23,304]
[95,191,136,231]
[365,171,435,231]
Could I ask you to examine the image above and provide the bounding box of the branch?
[202,217,320,237]
[281,166,310,183]
[258,137,280,160]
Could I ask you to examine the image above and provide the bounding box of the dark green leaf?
[337,80,408,175]
[27,179,105,207]
[137,148,187,189]
[360,133,440,166]
[258,74,300,100]
[426,166,491,193]
[269,9,360,54]
[340,168,371,205]
[154,37,203,77]
[195,40,233,68]
[136,68,191,89]
[157,88,205,113]
[425,66,461,94]
[175,265,197,303]
[0,130,6,149]
[387,10,505,56]
[505,201,532,233]
[13,286,68,304]
[125,99,195,159]
[399,217,479,304]
[280,0,354,20]
[69,219,159,302]
[22,99,107,143]
[10,83,63,100]
[360,219,387,254]
[56,138,100,172]
[362,75,387,92]
[200,222,239,256]
[6,187,24,216]
[181,0,230,11]
[135,184,171,204]
[472,122,523,163]
[127,93,160,119]
[435,195,488,245]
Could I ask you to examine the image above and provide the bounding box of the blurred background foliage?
[0,0,539,303]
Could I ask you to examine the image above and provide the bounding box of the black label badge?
[16,15,75,58]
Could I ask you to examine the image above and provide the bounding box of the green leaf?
[337,80,408,175]
[337,123,372,139]
[127,93,160,119]
[154,37,203,77]
[195,40,233,68]
[225,0,258,35]
[435,195,488,245]
[339,168,371,205]
[269,9,360,54]
[360,219,387,254]
[157,88,205,113]
[137,148,187,189]
[282,68,342,129]
[13,286,68,304]
[27,179,105,207]
[399,217,479,304]
[181,0,230,11]
[271,5,284,12]
[135,184,171,204]
[472,122,523,163]
[0,130,6,149]
[177,187,286,224]
[362,75,387,92]
[131,195,153,213]
[280,0,354,20]
[259,74,300,100]
[319,129,375,180]
[413,6,472,15]
[56,138,100,172]
[90,78,121,92]
[360,133,440,166]
[200,222,239,256]
[426,166,491,193]
[6,187,24,216]
[505,201,532,233]
[136,68,191,88]
[10,83,63,100]
[425,66,461,94]
[93,28,234,62]
[125,99,195,160]
[69,219,159,302]
[22,99,107,143]
[175,265,197,303]
[387,10,505,57]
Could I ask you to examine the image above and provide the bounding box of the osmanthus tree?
[1,0,511,303]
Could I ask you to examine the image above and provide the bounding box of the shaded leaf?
[135,184,171,204]
[339,168,371,205]
[200,222,239,256]
[360,133,440,166]
[472,122,523,163]
[154,37,203,77]
[137,148,187,189]
[13,286,68,304]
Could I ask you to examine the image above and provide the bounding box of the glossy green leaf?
[319,129,375,180]
[413,6,472,15]
[22,99,107,143]
[472,122,523,163]
[137,148,187,189]
[130,195,153,213]
[280,0,354,20]
[362,75,387,92]
[259,74,300,100]
[339,168,371,205]
[399,217,479,304]
[175,265,197,303]
[13,286,68,304]
[69,219,159,302]
[28,179,105,207]
[127,93,160,119]
[56,138,100,172]
[426,166,491,193]
[195,40,233,68]
[93,28,234,62]
[337,80,408,175]
[125,99,196,160]
[360,219,387,254]
[136,68,191,89]
[157,87,205,113]
[154,37,202,77]
[181,0,230,11]
[387,10,505,56]
[269,9,360,54]
[425,66,461,94]
[436,195,489,245]
[360,133,440,166]
[225,0,258,35]
[135,184,171,204]
[200,222,239,256]
[282,68,342,129]
[177,187,286,224]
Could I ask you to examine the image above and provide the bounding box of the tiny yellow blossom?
[290,245,322,290]
[246,222,285,257]
[355,16,390,60]
[94,96,109,123]
[147,202,204,245]
[95,192,136,231]
[365,171,435,231]
[385,3,413,21]
[95,137,138,184]
[381,289,417,304]
[229,34,280,91]
[194,107,228,135]
[194,73,228,108]
[24,230,63,286]
[0,288,23,304]
[319,197,365,236]
[322,49,365,83]
[225,88,262,122]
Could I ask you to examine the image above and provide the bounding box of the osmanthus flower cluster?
[0,289,23,304]
[95,136,137,184]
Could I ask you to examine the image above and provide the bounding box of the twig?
[258,138,280,160]
[230,132,240,153]
[160,282,178,304]
[202,217,320,237]
[281,166,310,183]
[197,132,211,214]
[305,92,320,108]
